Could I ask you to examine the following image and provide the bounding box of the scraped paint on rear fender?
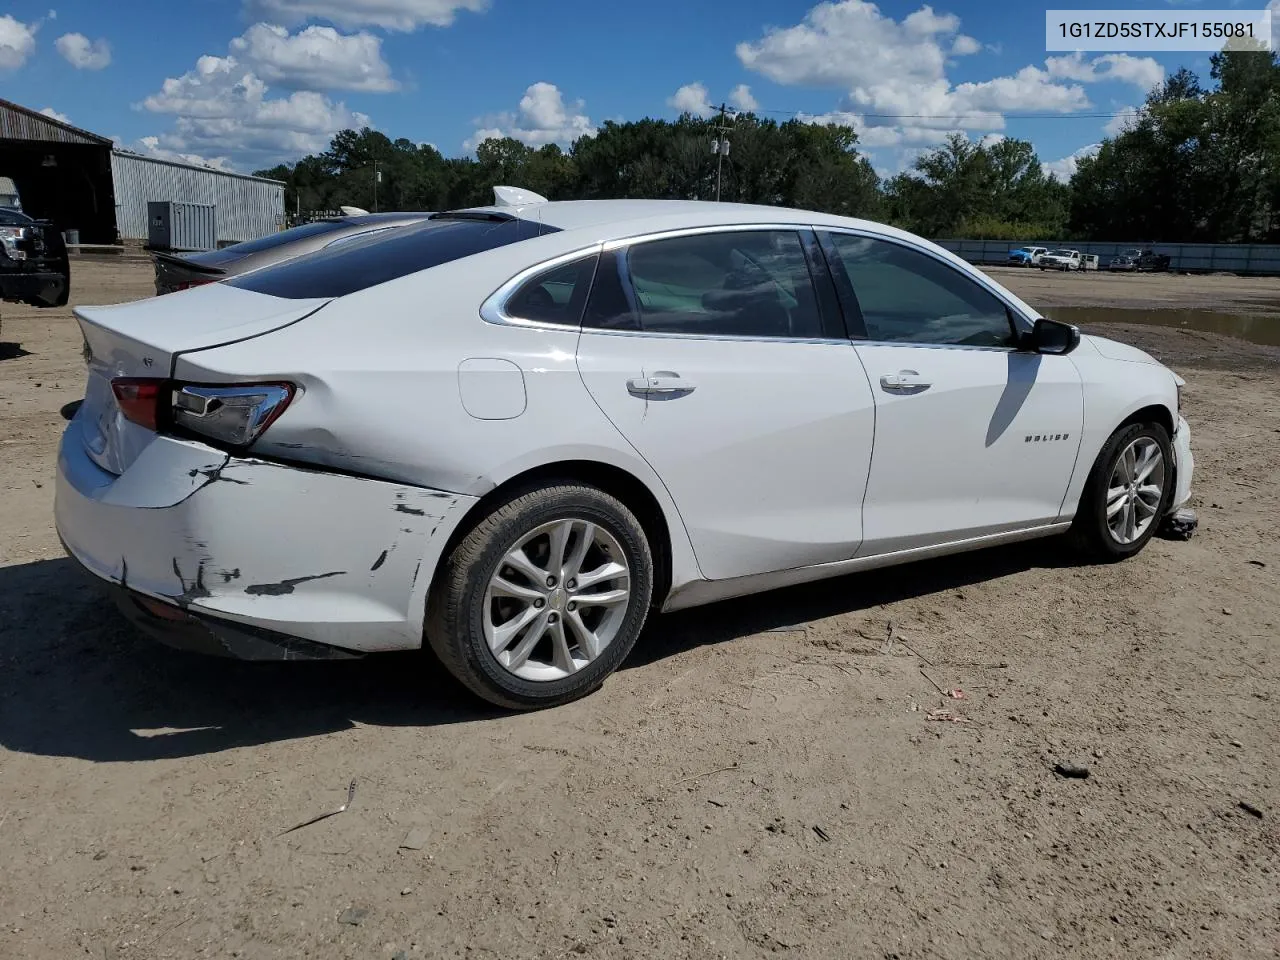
[55,422,478,653]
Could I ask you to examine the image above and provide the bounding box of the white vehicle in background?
[1039,249,1082,271]
[55,190,1195,710]
[1080,254,1100,271]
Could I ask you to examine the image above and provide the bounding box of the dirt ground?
[1,260,1277,960]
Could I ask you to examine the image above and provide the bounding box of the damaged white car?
[56,190,1195,709]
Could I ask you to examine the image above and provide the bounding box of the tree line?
[255,49,1280,244]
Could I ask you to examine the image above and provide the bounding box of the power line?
[751,107,1142,121]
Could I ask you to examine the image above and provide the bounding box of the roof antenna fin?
[492,185,548,207]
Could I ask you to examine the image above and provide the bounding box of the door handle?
[627,373,696,396]
[879,370,932,392]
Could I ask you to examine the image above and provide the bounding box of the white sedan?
[55,190,1195,709]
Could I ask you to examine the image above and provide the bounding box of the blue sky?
[0,0,1264,180]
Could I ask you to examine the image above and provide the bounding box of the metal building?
[1,97,285,247]
[111,151,285,246]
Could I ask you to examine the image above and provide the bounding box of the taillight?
[171,382,295,447]
[175,279,214,291]
[110,378,296,447]
[111,378,165,430]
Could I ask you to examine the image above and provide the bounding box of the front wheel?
[426,483,654,710]
[1069,423,1173,561]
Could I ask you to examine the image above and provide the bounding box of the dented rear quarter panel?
[56,417,476,653]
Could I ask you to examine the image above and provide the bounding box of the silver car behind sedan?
[151,212,433,295]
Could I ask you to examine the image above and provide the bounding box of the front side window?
[504,255,597,326]
[584,230,823,338]
[826,234,1015,348]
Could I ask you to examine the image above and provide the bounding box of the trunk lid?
[76,283,329,475]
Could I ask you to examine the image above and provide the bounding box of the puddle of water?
[1049,306,1280,347]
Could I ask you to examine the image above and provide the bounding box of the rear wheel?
[1069,422,1172,560]
[426,484,654,710]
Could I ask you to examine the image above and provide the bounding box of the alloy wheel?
[1105,437,1165,544]
[483,518,631,681]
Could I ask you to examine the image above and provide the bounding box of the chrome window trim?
[479,244,604,330]
[482,224,836,341]
[579,329,851,345]
[820,226,1038,337]
[599,221,814,252]
[480,221,1037,346]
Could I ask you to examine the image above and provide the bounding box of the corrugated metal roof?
[111,149,285,185]
[0,98,112,146]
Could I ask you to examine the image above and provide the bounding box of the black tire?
[1068,422,1173,561]
[425,483,654,710]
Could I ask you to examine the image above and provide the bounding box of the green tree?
[1068,47,1280,242]
[883,134,1067,238]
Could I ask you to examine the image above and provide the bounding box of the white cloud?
[141,53,370,168]
[245,0,487,31]
[127,136,235,172]
[737,1,1090,144]
[465,82,595,150]
[55,32,110,69]
[0,15,38,70]
[38,106,70,123]
[729,83,758,112]
[230,23,396,92]
[1097,54,1164,91]
[797,109,962,148]
[903,5,959,36]
[1271,0,1280,50]
[1044,143,1100,181]
[1103,105,1145,138]
[950,34,980,55]
[737,1,951,90]
[1046,52,1163,91]
[668,82,714,117]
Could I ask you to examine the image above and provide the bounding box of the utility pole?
[373,161,381,213]
[710,103,733,202]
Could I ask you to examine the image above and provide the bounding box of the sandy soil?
[1,260,1278,960]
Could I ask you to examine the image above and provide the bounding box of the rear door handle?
[627,373,696,396]
[879,370,932,393]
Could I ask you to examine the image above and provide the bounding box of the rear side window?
[229,216,556,299]
[583,230,823,338]
[505,255,598,326]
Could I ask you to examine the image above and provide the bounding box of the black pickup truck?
[1108,248,1172,272]
[1,207,70,312]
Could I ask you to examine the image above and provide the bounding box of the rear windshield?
[228,215,556,299]
[193,220,352,267]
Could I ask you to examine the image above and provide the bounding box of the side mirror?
[1023,317,1080,355]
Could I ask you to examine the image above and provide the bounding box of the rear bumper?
[55,415,477,655]
[88,568,360,660]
